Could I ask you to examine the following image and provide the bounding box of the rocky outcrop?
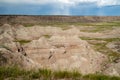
[23,35,107,74]
[1,23,120,76]
[0,24,39,69]
[103,60,120,76]
[106,41,120,53]
[0,15,120,77]
[0,24,108,74]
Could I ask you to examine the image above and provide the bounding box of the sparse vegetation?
[0,66,25,79]
[80,37,120,42]
[23,23,35,27]
[93,43,120,62]
[83,74,120,80]
[43,35,52,38]
[80,37,120,62]
[0,66,120,80]
[22,21,120,33]
[14,40,31,45]
[23,21,120,27]
[23,21,120,26]
[53,70,81,79]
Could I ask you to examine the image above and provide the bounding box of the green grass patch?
[43,35,52,38]
[0,66,26,79]
[83,74,120,80]
[80,37,120,42]
[53,70,81,79]
[14,40,31,45]
[73,22,120,32]
[0,66,120,80]
[23,23,35,27]
[58,22,120,27]
[29,69,52,79]
[22,21,120,32]
[22,21,120,27]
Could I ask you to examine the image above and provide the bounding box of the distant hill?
[0,16,120,25]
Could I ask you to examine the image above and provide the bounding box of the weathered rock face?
[103,60,120,76]
[25,36,105,73]
[0,14,120,77]
[104,41,120,76]
[24,35,106,74]
[0,24,39,69]
[0,24,108,75]
[106,42,120,53]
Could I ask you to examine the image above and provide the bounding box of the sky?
[0,0,120,16]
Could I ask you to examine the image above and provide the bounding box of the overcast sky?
[0,0,120,15]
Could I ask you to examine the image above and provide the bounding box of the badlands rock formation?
[0,24,38,69]
[0,16,120,76]
[0,24,107,75]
